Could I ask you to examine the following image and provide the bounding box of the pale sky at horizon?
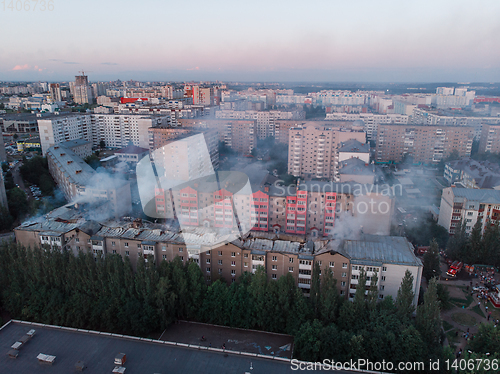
[1,0,499,82]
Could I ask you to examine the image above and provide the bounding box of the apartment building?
[215,109,305,139]
[479,124,500,154]
[376,123,474,164]
[14,208,419,301]
[37,113,169,154]
[325,113,409,141]
[287,124,366,180]
[73,74,93,104]
[58,139,92,159]
[444,159,500,189]
[438,187,500,235]
[46,145,131,218]
[153,174,394,238]
[412,108,500,140]
[48,83,62,102]
[337,235,422,305]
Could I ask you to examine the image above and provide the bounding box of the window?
[162,245,166,251]
[180,256,184,261]
[244,253,249,258]
[179,247,183,252]
[124,242,129,248]
[244,262,248,267]
[289,267,294,272]
[272,256,277,261]
[75,238,80,243]
[231,252,236,257]
[125,251,130,256]
[289,258,294,263]
[381,276,386,281]
[272,265,277,270]
[218,260,223,265]
[342,272,347,277]
[218,251,222,256]
[231,270,236,276]
[382,266,387,272]
[341,281,346,287]
[351,275,359,280]
[137,243,141,248]
[380,285,385,291]
[342,263,347,268]
[162,254,167,260]
[317,260,322,266]
[112,250,117,254]
[329,262,335,267]
[231,261,236,266]
[218,269,223,274]
[272,274,277,279]
[206,267,211,273]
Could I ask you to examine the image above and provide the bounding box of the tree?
[0,205,14,231]
[395,270,415,321]
[310,262,321,317]
[84,154,101,170]
[446,220,468,260]
[319,267,340,324]
[469,218,483,264]
[7,187,28,219]
[415,277,442,358]
[99,140,106,149]
[423,239,441,281]
[468,322,500,355]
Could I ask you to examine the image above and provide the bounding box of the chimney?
[75,170,82,174]
[67,161,73,164]
[264,186,269,192]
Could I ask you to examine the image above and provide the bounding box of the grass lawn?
[471,305,486,318]
[451,312,478,326]
[443,320,454,332]
[450,295,474,308]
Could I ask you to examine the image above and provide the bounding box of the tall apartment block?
[479,124,500,154]
[37,113,169,155]
[215,109,305,139]
[325,113,409,141]
[287,124,366,180]
[73,74,93,104]
[438,187,500,235]
[49,83,62,102]
[376,124,474,164]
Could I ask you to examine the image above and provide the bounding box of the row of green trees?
[447,219,500,267]
[0,242,446,369]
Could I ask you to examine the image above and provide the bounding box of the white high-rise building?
[38,113,169,155]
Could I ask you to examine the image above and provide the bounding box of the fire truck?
[446,261,463,277]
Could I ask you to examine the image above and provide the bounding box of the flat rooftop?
[0,320,305,374]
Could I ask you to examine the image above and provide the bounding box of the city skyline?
[1,0,500,82]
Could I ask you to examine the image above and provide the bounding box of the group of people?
[201,336,226,350]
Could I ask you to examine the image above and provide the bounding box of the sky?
[1,0,499,82]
